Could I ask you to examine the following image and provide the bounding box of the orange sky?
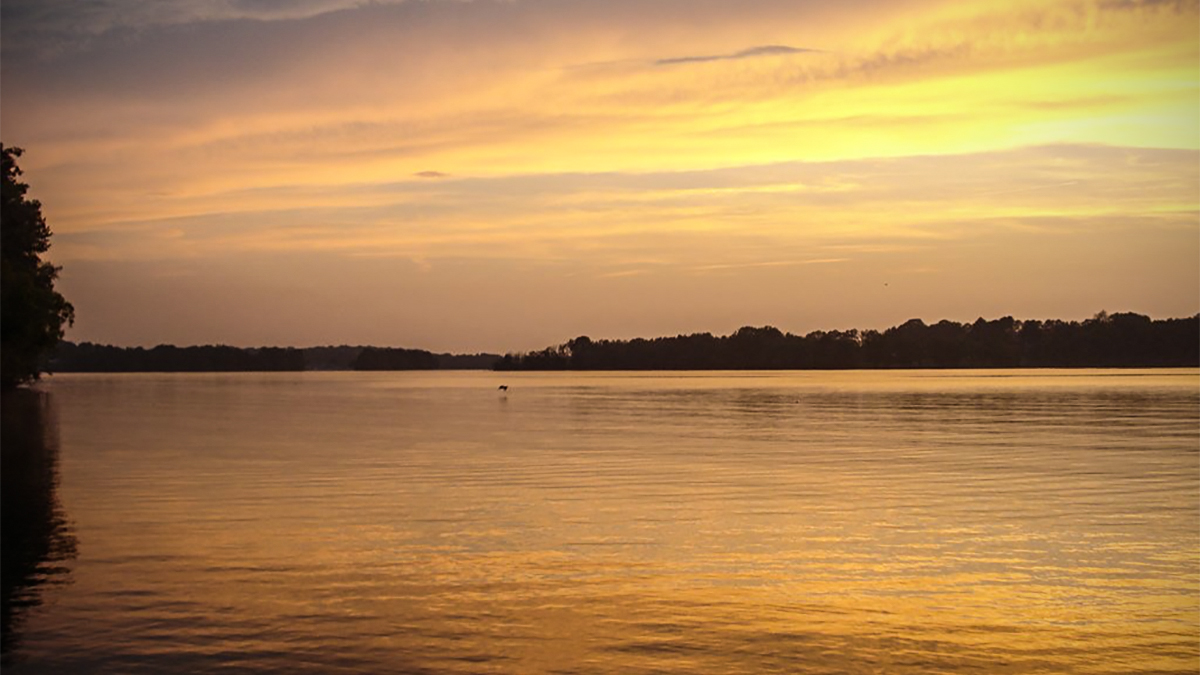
[2,0,1197,352]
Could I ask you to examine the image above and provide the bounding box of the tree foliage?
[352,347,439,370]
[46,343,500,372]
[1,146,73,389]
[495,313,1200,371]
[50,342,305,372]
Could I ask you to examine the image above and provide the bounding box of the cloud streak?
[47,144,1199,268]
[655,44,821,66]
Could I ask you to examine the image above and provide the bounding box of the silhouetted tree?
[880,318,930,368]
[964,316,1019,367]
[48,343,503,372]
[495,313,1199,371]
[49,342,305,372]
[352,347,438,370]
[1,146,74,389]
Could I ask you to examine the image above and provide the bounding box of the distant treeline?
[48,342,500,372]
[496,312,1200,371]
[351,347,438,370]
[50,343,306,372]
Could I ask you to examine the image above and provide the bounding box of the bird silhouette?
[498,385,508,391]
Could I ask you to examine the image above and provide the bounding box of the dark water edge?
[47,342,502,372]
[1,389,77,666]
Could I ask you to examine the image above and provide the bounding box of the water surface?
[4,370,1197,673]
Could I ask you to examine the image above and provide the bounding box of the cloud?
[44,144,1198,277]
[6,0,1197,290]
[0,0,383,58]
[655,44,821,66]
[1,0,1190,351]
[689,258,849,272]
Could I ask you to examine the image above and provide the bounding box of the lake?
[3,370,1197,674]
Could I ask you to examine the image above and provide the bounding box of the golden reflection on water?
[5,370,1198,674]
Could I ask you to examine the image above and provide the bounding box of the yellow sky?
[1,0,1197,351]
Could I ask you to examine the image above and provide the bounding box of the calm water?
[2,370,1197,674]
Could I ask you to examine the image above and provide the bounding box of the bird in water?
[498,385,508,391]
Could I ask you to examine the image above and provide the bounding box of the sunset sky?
[2,0,1197,352]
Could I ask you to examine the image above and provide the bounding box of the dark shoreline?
[497,312,1199,371]
[47,343,501,373]
[43,312,1200,373]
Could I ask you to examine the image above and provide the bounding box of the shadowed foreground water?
[4,370,1197,673]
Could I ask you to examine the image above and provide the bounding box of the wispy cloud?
[655,44,821,66]
[0,0,380,58]
[46,144,1198,269]
[689,258,849,272]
